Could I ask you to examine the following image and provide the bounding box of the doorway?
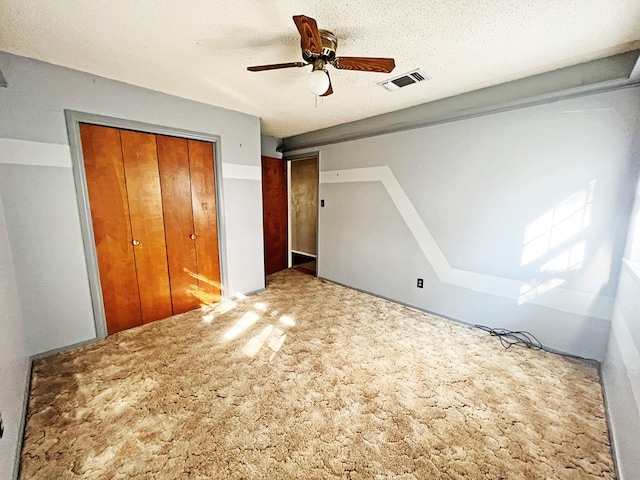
[289,156,319,276]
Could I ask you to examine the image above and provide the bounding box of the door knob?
[190,234,197,240]
[132,239,141,246]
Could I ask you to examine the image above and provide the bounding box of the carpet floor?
[20,269,614,479]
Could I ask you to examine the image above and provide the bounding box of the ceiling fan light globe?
[308,69,330,96]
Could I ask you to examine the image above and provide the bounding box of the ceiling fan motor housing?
[247,15,396,95]
[303,30,337,64]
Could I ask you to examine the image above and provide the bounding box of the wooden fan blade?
[332,57,396,73]
[293,15,323,55]
[321,73,333,96]
[247,62,307,72]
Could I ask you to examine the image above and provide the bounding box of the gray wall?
[0,52,265,351]
[602,110,640,479]
[0,52,266,474]
[603,263,640,479]
[289,87,640,361]
[261,135,283,159]
[0,193,29,480]
[0,164,97,353]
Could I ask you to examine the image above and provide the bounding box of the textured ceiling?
[1,1,640,138]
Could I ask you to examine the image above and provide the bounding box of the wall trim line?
[30,337,99,360]
[599,366,622,480]
[0,138,71,167]
[232,287,266,298]
[320,165,614,320]
[12,360,33,480]
[611,303,640,409]
[222,163,261,180]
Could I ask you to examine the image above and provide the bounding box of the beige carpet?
[20,269,614,479]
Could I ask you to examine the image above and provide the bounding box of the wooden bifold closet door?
[80,123,221,335]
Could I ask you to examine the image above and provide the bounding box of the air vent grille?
[379,69,430,91]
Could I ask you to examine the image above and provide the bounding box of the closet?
[79,123,221,335]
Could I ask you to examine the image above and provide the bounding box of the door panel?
[157,135,200,314]
[80,124,143,334]
[188,139,222,304]
[261,156,288,275]
[120,130,173,323]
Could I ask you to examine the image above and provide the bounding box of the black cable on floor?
[474,324,543,350]
[474,324,590,362]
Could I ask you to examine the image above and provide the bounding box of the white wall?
[603,263,640,479]
[0,51,265,356]
[0,192,30,480]
[602,110,640,479]
[290,87,640,361]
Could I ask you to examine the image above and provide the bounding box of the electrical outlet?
[321,199,325,207]
[417,278,423,288]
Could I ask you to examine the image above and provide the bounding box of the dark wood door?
[261,156,288,275]
[80,124,143,334]
[189,139,222,304]
[120,130,173,324]
[157,135,200,314]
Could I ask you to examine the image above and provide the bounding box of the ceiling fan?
[247,15,396,96]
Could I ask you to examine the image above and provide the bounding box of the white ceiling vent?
[379,69,430,91]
